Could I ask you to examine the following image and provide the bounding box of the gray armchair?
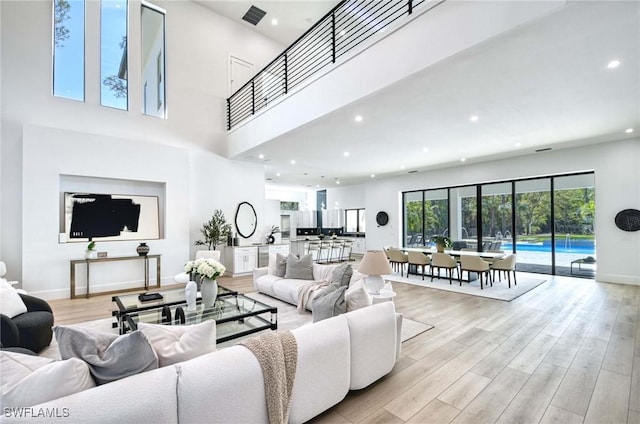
[1,293,54,353]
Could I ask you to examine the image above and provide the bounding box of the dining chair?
[195,250,221,261]
[430,252,459,284]
[459,255,492,289]
[490,254,517,288]
[387,248,409,277]
[407,251,430,280]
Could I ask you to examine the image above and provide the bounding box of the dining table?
[402,247,506,260]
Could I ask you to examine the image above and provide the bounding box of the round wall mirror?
[376,211,389,226]
[235,202,257,238]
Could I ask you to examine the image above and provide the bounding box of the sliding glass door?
[401,172,595,277]
[553,174,596,276]
[481,182,513,252]
[515,179,552,274]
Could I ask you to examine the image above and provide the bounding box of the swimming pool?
[501,239,595,255]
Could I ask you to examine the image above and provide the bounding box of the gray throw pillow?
[273,253,287,277]
[311,283,347,322]
[284,253,314,280]
[331,263,353,287]
[54,326,158,385]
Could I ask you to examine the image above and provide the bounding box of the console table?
[70,255,161,299]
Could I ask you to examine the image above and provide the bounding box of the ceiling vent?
[408,170,418,174]
[242,5,267,26]
[535,147,552,153]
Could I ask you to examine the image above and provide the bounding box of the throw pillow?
[1,351,95,407]
[268,253,288,277]
[284,253,314,280]
[138,321,216,367]
[311,283,347,322]
[331,263,353,287]
[0,284,27,318]
[349,271,367,287]
[345,280,373,312]
[54,326,158,385]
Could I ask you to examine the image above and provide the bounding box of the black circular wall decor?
[376,211,389,226]
[614,209,640,232]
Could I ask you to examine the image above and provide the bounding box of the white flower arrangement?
[184,258,226,281]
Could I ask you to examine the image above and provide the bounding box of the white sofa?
[2,302,401,424]
[253,262,364,310]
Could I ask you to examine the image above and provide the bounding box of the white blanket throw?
[297,280,330,312]
[239,331,298,424]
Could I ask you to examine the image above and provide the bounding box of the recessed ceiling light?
[515,142,522,147]
[354,115,363,123]
[276,172,281,177]
[625,128,634,133]
[370,174,375,178]
[470,115,479,123]
[400,165,405,170]
[290,160,296,165]
[460,157,466,162]
[343,152,350,157]
[422,147,429,153]
[316,184,320,188]
[607,60,621,69]
[336,180,340,185]
[271,18,278,26]
[258,154,264,159]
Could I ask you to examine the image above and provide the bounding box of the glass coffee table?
[112,286,277,343]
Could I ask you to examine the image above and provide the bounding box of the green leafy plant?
[195,210,231,250]
[432,236,452,251]
[87,241,96,251]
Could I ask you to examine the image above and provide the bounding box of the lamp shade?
[358,250,392,276]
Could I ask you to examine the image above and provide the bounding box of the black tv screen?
[64,193,159,242]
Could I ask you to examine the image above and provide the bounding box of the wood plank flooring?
[47,273,640,423]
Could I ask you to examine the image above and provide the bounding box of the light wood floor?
[48,274,640,424]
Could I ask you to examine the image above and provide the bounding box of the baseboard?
[596,273,640,286]
[28,276,177,300]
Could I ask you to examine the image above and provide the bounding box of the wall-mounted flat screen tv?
[64,193,160,242]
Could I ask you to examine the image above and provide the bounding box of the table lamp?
[358,250,392,295]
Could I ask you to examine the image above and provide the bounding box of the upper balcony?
[226,0,567,159]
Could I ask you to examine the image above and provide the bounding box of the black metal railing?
[227,0,440,130]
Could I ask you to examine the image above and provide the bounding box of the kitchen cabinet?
[342,237,366,254]
[223,246,257,276]
[258,244,290,267]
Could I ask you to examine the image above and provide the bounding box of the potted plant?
[432,236,452,253]
[195,210,231,250]
[85,241,97,259]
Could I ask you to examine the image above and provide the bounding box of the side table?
[371,289,397,304]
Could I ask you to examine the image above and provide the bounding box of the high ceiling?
[195,1,341,45]
[202,1,640,190]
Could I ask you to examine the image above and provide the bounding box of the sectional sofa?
[1,302,401,424]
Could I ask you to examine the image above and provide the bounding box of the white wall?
[22,125,189,298]
[361,139,640,285]
[326,185,365,211]
[0,0,283,297]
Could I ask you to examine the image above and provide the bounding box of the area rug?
[41,292,433,359]
[386,272,546,301]
[243,292,433,343]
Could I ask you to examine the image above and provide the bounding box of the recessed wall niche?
[59,175,166,243]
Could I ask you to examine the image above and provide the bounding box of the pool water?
[501,240,595,255]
